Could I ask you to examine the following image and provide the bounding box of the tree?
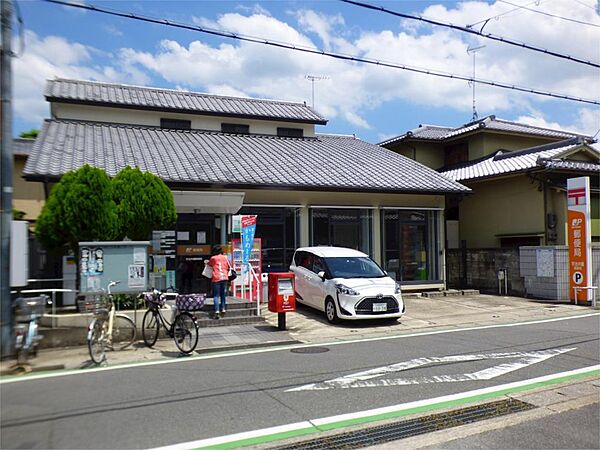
[19,129,39,139]
[112,166,177,240]
[36,165,118,254]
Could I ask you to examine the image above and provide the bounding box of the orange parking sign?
[567,177,592,304]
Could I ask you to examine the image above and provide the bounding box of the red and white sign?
[567,177,592,304]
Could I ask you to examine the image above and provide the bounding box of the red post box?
[267,272,296,330]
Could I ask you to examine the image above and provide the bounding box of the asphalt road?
[1,314,599,449]
[420,402,600,449]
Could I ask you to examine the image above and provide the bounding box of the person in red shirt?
[207,245,230,319]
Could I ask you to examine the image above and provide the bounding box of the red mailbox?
[268,272,296,313]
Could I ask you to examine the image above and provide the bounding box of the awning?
[172,191,245,214]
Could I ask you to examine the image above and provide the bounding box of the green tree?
[19,129,39,139]
[112,166,177,240]
[36,165,118,254]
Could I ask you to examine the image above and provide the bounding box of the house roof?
[13,138,35,156]
[45,78,328,125]
[440,137,600,182]
[379,115,586,146]
[23,119,469,194]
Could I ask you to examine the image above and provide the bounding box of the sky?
[10,0,600,144]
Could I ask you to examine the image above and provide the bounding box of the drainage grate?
[290,347,330,354]
[270,398,535,450]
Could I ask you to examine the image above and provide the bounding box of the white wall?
[52,104,316,137]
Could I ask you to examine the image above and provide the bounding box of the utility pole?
[1,0,14,358]
[305,75,329,108]
[467,44,485,121]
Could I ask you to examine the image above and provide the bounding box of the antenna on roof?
[305,75,329,108]
[467,45,486,121]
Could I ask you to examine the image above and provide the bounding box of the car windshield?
[324,257,386,278]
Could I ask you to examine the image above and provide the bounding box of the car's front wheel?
[325,297,339,324]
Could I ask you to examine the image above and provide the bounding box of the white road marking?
[150,365,600,450]
[287,347,576,391]
[1,312,598,384]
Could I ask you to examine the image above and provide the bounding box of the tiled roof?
[45,78,327,125]
[440,138,600,182]
[13,138,35,156]
[379,115,586,146]
[24,119,469,194]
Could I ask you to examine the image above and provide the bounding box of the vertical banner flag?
[567,177,592,304]
[241,215,257,266]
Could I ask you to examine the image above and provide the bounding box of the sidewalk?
[1,293,596,375]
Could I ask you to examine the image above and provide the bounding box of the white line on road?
[1,312,598,384]
[287,347,576,391]
[149,365,600,450]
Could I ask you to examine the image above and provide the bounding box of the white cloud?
[516,108,600,136]
[13,31,150,128]
[14,2,600,136]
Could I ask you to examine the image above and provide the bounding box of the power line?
[44,0,600,106]
[340,0,600,68]
[467,0,544,32]
[498,0,600,27]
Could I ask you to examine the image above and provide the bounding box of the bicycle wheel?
[88,319,106,364]
[142,309,160,348]
[111,314,137,350]
[173,312,198,354]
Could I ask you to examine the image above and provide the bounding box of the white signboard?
[536,249,554,278]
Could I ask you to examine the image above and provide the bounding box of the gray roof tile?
[24,119,469,194]
[380,115,587,146]
[440,138,600,181]
[46,78,327,125]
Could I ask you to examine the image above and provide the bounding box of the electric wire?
[571,0,598,12]
[498,0,600,27]
[340,0,600,68]
[43,0,600,106]
[467,0,544,31]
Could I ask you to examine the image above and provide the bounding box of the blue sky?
[12,0,600,143]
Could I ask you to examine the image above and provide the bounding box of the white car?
[290,246,405,323]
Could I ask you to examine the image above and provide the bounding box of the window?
[310,208,373,256]
[239,206,300,272]
[160,118,191,130]
[444,142,468,167]
[221,123,250,134]
[382,209,440,283]
[277,127,304,138]
[312,256,325,274]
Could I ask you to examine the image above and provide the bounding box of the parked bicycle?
[13,295,50,369]
[80,281,137,364]
[141,289,202,354]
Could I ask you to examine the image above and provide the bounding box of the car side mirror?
[317,271,326,281]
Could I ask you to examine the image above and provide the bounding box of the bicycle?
[141,289,202,354]
[81,281,137,364]
[13,295,50,370]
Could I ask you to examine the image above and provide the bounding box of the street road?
[1,314,599,449]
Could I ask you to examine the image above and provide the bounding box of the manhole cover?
[290,347,330,354]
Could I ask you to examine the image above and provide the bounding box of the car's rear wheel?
[325,297,339,324]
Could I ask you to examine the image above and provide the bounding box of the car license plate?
[373,303,387,312]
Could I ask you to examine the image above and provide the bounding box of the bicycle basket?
[14,296,47,322]
[78,295,110,314]
[144,292,166,308]
[175,293,206,311]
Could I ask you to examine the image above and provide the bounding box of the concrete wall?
[52,103,317,137]
[446,248,524,295]
[459,176,544,248]
[519,245,600,300]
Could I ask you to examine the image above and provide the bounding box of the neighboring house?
[23,78,470,292]
[13,138,45,221]
[381,115,600,249]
